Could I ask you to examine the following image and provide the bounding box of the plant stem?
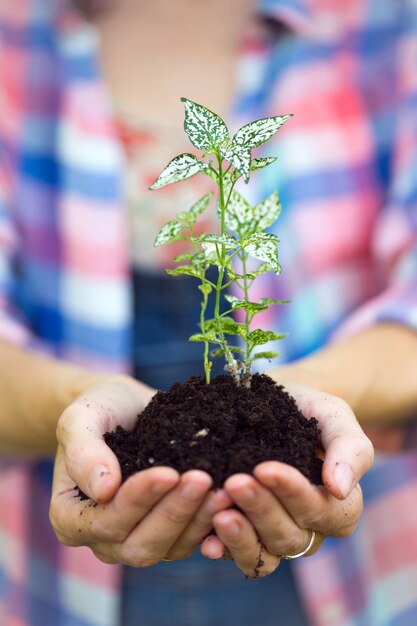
[190,222,211,383]
[240,250,253,384]
[215,152,239,381]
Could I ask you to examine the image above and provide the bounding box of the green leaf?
[154,220,184,246]
[246,329,287,346]
[224,191,254,233]
[253,191,282,230]
[250,157,277,173]
[189,332,218,343]
[230,114,293,151]
[181,98,229,151]
[166,266,200,278]
[150,153,208,190]
[252,351,280,361]
[246,240,281,274]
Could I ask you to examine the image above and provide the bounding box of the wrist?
[269,323,417,427]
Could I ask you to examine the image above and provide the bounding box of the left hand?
[200,382,374,577]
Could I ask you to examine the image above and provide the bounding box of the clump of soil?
[104,373,323,488]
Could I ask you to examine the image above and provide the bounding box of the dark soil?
[104,373,323,488]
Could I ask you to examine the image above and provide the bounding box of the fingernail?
[333,463,356,498]
[88,465,110,500]
[240,487,256,504]
[181,482,205,501]
[225,522,240,539]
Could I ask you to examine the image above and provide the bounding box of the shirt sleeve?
[336,10,417,339]
[0,6,39,349]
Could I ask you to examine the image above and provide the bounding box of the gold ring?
[161,558,173,562]
[280,529,316,560]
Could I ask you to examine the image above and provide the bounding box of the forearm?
[0,340,104,456]
[269,323,417,427]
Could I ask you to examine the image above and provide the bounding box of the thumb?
[57,406,123,503]
[320,399,374,499]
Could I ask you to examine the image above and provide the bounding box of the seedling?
[151,98,292,386]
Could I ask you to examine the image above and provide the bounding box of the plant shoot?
[151,98,292,386]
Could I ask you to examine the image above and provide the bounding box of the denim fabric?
[122,270,310,626]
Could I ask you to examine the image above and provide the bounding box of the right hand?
[50,375,230,566]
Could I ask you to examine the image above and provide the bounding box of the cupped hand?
[201,383,374,577]
[50,375,229,565]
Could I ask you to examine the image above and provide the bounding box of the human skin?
[3,321,416,575]
[199,322,417,570]
[0,337,373,576]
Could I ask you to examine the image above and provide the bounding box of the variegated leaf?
[205,317,246,336]
[229,300,269,314]
[252,351,280,360]
[220,146,251,183]
[247,329,286,346]
[226,268,256,281]
[154,220,184,246]
[250,157,277,173]
[242,232,278,246]
[258,297,289,306]
[173,252,193,263]
[200,242,220,261]
[252,262,273,275]
[188,192,213,221]
[230,114,293,151]
[224,190,254,233]
[195,233,237,247]
[150,153,208,190]
[246,240,281,274]
[166,266,200,278]
[253,190,282,230]
[190,251,207,266]
[189,332,218,343]
[224,295,268,313]
[181,98,229,150]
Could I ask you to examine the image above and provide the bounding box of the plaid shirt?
[0,0,417,625]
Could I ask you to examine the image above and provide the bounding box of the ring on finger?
[280,529,316,560]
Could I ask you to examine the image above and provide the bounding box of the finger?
[321,427,373,500]
[51,451,180,546]
[212,509,280,578]
[284,383,374,499]
[107,471,213,567]
[201,534,230,560]
[165,488,233,560]
[254,461,362,538]
[224,473,321,557]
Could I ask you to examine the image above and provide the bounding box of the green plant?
[151,98,292,386]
